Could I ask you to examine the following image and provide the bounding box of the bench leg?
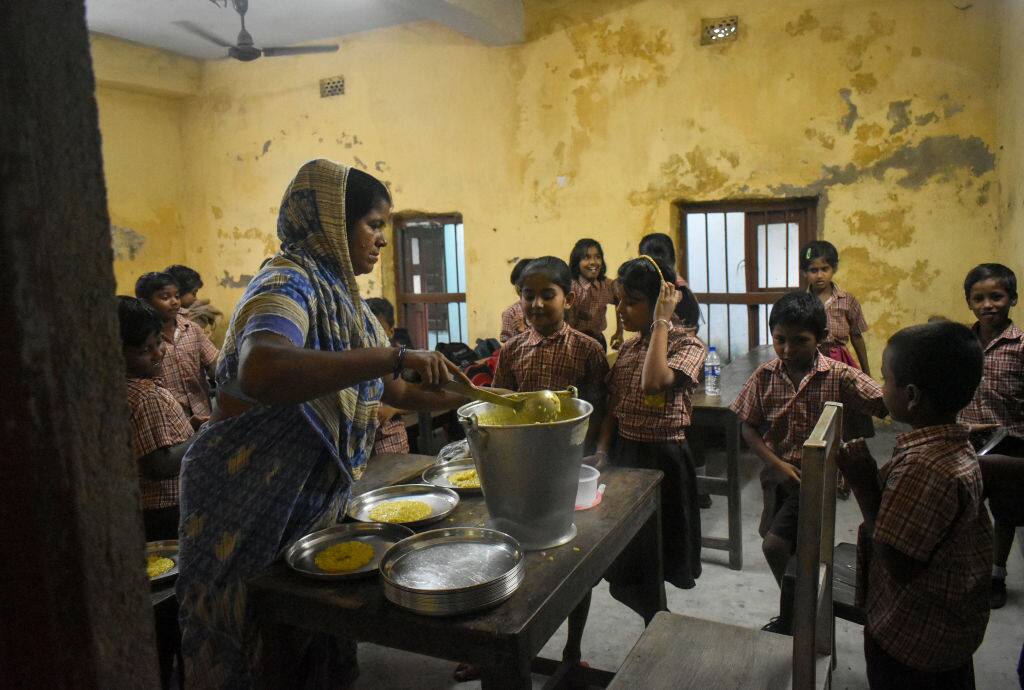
[725,415,743,571]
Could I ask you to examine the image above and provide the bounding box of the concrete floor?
[353,423,1024,689]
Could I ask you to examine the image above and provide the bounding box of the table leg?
[724,415,743,570]
[563,589,591,664]
[638,492,667,625]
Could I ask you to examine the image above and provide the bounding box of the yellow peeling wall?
[998,0,1024,266]
[95,0,1012,371]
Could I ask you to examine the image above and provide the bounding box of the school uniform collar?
[127,376,167,389]
[971,320,1023,349]
[806,282,847,304]
[767,351,832,377]
[894,424,970,452]
[526,321,569,346]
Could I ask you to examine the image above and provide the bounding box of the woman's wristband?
[652,318,671,331]
[392,345,407,380]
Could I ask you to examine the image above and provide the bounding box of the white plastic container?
[576,465,601,507]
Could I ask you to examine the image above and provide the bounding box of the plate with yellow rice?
[346,484,459,529]
[285,523,414,580]
[422,461,483,495]
[145,540,179,584]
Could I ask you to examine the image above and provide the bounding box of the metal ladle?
[401,370,561,422]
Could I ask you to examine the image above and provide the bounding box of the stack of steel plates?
[379,528,524,616]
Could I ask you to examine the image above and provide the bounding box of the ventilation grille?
[319,76,345,98]
[701,16,738,45]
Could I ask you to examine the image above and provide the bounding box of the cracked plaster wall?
[94,1,1011,370]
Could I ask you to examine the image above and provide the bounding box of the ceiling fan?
[175,0,339,62]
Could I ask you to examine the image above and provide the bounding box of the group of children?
[118,265,222,541]
[117,239,1020,688]
[486,235,1018,688]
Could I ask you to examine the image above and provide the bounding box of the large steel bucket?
[458,393,593,550]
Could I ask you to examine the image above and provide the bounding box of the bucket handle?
[458,412,488,450]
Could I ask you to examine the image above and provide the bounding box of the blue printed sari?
[176,160,386,688]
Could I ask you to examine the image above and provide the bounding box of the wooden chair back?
[792,402,842,689]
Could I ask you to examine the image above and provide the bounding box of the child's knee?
[762,534,791,561]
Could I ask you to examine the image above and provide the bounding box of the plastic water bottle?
[704,346,721,396]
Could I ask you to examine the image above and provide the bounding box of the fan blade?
[261,45,339,57]
[174,21,234,48]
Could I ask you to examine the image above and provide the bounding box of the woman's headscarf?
[219,159,388,480]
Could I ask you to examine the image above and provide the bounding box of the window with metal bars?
[676,198,817,362]
[393,213,468,350]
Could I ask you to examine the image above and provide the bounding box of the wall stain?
[911,46,922,57]
[818,135,995,189]
[887,100,912,134]
[850,72,878,94]
[262,140,272,155]
[909,260,940,291]
[844,208,914,249]
[819,24,846,43]
[110,224,146,261]
[785,9,819,36]
[218,226,279,255]
[976,180,992,206]
[940,95,965,118]
[838,89,859,132]
[804,128,836,150]
[219,271,254,289]
[844,12,895,71]
[855,123,884,143]
[211,206,223,219]
[628,148,739,227]
[914,112,939,127]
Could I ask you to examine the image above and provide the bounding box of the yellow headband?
[638,254,665,282]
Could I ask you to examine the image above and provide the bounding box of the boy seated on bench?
[840,321,992,690]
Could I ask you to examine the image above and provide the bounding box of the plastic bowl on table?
[576,465,600,507]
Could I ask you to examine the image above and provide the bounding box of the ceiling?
[85,0,428,60]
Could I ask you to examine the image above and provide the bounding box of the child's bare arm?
[838,438,883,525]
[641,282,681,394]
[138,436,196,480]
[587,407,617,470]
[741,421,801,486]
[850,333,871,376]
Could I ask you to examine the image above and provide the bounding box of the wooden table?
[691,345,776,570]
[249,466,666,690]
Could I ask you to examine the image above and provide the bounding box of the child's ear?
[905,383,922,414]
[564,290,576,309]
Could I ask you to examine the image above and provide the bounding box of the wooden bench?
[608,402,842,690]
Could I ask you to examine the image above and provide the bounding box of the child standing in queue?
[957,263,1024,610]
[840,321,991,689]
[499,258,533,343]
[593,255,706,621]
[136,271,219,423]
[367,297,410,456]
[567,238,623,350]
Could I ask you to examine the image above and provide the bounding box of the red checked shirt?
[731,353,885,466]
[568,277,616,336]
[127,377,193,510]
[608,327,706,442]
[372,415,410,455]
[493,322,609,393]
[157,313,218,418]
[817,283,869,352]
[499,301,528,343]
[958,322,1024,435]
[856,424,992,671]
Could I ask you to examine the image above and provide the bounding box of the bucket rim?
[456,398,593,428]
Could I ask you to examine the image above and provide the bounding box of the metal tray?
[285,523,414,581]
[379,528,524,616]
[422,461,482,496]
[346,484,459,528]
[146,540,179,584]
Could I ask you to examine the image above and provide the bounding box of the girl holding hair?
[593,255,707,621]
[567,238,623,350]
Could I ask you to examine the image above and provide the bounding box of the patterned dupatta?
[220,159,386,480]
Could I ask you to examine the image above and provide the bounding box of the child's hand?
[610,331,623,350]
[837,438,878,488]
[189,415,209,431]
[770,459,801,487]
[583,450,610,471]
[654,282,680,322]
[966,423,999,434]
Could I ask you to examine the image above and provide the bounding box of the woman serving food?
[176,160,467,687]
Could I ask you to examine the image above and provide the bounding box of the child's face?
[578,246,603,282]
[771,323,820,370]
[880,347,911,423]
[967,278,1015,329]
[803,258,835,293]
[520,272,571,336]
[124,332,165,378]
[148,284,180,322]
[616,284,654,333]
[200,322,215,339]
[179,290,198,309]
[373,313,395,340]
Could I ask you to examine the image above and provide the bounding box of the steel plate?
[146,540,179,584]
[346,484,459,528]
[285,523,414,581]
[421,461,482,496]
